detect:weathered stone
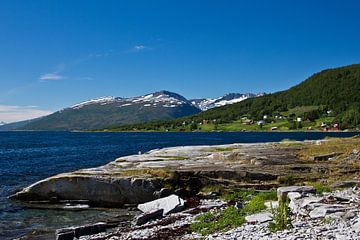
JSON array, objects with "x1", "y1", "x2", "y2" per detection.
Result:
[
  {"x1": 343, "y1": 210, "x2": 357, "y2": 220},
  {"x1": 309, "y1": 207, "x2": 328, "y2": 218},
  {"x1": 56, "y1": 222, "x2": 107, "y2": 239},
  {"x1": 74, "y1": 222, "x2": 107, "y2": 238},
  {"x1": 137, "y1": 194, "x2": 185, "y2": 216},
  {"x1": 11, "y1": 176, "x2": 163, "y2": 207},
  {"x1": 309, "y1": 205, "x2": 347, "y2": 219},
  {"x1": 277, "y1": 186, "x2": 315, "y2": 201},
  {"x1": 55, "y1": 228, "x2": 75, "y2": 240},
  {"x1": 245, "y1": 212, "x2": 272, "y2": 224},
  {"x1": 135, "y1": 209, "x2": 164, "y2": 225},
  {"x1": 287, "y1": 192, "x2": 302, "y2": 201},
  {"x1": 300, "y1": 196, "x2": 324, "y2": 208},
  {"x1": 309, "y1": 152, "x2": 338, "y2": 161}
]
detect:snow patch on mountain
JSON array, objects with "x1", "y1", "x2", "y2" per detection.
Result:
[
  {"x1": 70, "y1": 91, "x2": 190, "y2": 110},
  {"x1": 71, "y1": 96, "x2": 118, "y2": 109},
  {"x1": 191, "y1": 93, "x2": 265, "y2": 111}
]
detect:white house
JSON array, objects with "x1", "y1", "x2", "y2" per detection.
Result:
[{"x1": 257, "y1": 120, "x2": 265, "y2": 125}]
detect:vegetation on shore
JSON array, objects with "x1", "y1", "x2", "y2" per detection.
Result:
[
  {"x1": 191, "y1": 190, "x2": 278, "y2": 235},
  {"x1": 101, "y1": 64, "x2": 360, "y2": 132}
]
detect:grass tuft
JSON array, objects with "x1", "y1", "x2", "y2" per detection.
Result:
[{"x1": 192, "y1": 190, "x2": 277, "y2": 235}]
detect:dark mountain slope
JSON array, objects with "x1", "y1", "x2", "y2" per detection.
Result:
[{"x1": 17, "y1": 91, "x2": 201, "y2": 131}]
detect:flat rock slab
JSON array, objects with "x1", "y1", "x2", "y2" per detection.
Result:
[
  {"x1": 309, "y1": 205, "x2": 348, "y2": 219},
  {"x1": 135, "y1": 209, "x2": 164, "y2": 225},
  {"x1": 245, "y1": 212, "x2": 272, "y2": 224},
  {"x1": 277, "y1": 186, "x2": 315, "y2": 201},
  {"x1": 138, "y1": 194, "x2": 185, "y2": 216},
  {"x1": 55, "y1": 222, "x2": 107, "y2": 240}
]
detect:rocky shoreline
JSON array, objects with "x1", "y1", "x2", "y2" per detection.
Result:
[
  {"x1": 10, "y1": 137, "x2": 360, "y2": 239},
  {"x1": 77, "y1": 186, "x2": 360, "y2": 240}
]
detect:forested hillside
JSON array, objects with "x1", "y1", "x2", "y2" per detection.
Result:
[{"x1": 106, "y1": 64, "x2": 360, "y2": 131}]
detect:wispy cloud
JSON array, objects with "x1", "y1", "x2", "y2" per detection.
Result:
[
  {"x1": 39, "y1": 73, "x2": 64, "y2": 81},
  {"x1": 132, "y1": 44, "x2": 151, "y2": 52},
  {"x1": 0, "y1": 105, "x2": 52, "y2": 123},
  {"x1": 134, "y1": 44, "x2": 146, "y2": 50}
]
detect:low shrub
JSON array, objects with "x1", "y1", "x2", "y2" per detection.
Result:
[{"x1": 269, "y1": 197, "x2": 292, "y2": 232}]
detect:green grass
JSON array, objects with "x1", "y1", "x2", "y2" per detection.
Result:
[
  {"x1": 119, "y1": 168, "x2": 176, "y2": 179},
  {"x1": 221, "y1": 190, "x2": 256, "y2": 202},
  {"x1": 243, "y1": 191, "x2": 278, "y2": 214},
  {"x1": 191, "y1": 206, "x2": 246, "y2": 235},
  {"x1": 207, "y1": 147, "x2": 237, "y2": 152},
  {"x1": 154, "y1": 155, "x2": 188, "y2": 160},
  {"x1": 192, "y1": 190, "x2": 277, "y2": 235},
  {"x1": 282, "y1": 106, "x2": 321, "y2": 116},
  {"x1": 277, "y1": 175, "x2": 296, "y2": 185},
  {"x1": 309, "y1": 182, "x2": 332, "y2": 193}
]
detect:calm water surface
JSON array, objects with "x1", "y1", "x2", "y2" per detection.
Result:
[{"x1": 0, "y1": 131, "x2": 358, "y2": 239}]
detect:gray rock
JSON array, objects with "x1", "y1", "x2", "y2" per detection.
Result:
[
  {"x1": 137, "y1": 194, "x2": 185, "y2": 216},
  {"x1": 343, "y1": 210, "x2": 357, "y2": 220},
  {"x1": 245, "y1": 212, "x2": 272, "y2": 224},
  {"x1": 309, "y1": 205, "x2": 347, "y2": 219},
  {"x1": 12, "y1": 175, "x2": 163, "y2": 207},
  {"x1": 56, "y1": 222, "x2": 107, "y2": 240},
  {"x1": 287, "y1": 192, "x2": 302, "y2": 201},
  {"x1": 277, "y1": 186, "x2": 315, "y2": 201},
  {"x1": 135, "y1": 209, "x2": 164, "y2": 225},
  {"x1": 300, "y1": 196, "x2": 324, "y2": 208},
  {"x1": 309, "y1": 207, "x2": 328, "y2": 219},
  {"x1": 74, "y1": 222, "x2": 107, "y2": 238},
  {"x1": 56, "y1": 228, "x2": 75, "y2": 240}
]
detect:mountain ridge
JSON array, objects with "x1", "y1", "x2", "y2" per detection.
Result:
[{"x1": 2, "y1": 90, "x2": 260, "y2": 131}]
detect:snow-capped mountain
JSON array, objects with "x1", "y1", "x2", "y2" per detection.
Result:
[
  {"x1": 0, "y1": 121, "x2": 6, "y2": 126},
  {"x1": 191, "y1": 93, "x2": 265, "y2": 111},
  {"x1": 70, "y1": 91, "x2": 191, "y2": 110},
  {"x1": 69, "y1": 91, "x2": 263, "y2": 113},
  {"x1": 17, "y1": 91, "x2": 201, "y2": 131}
]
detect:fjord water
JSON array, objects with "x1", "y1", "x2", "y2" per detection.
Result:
[{"x1": 0, "y1": 131, "x2": 358, "y2": 239}]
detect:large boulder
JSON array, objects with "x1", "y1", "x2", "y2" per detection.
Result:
[
  {"x1": 138, "y1": 194, "x2": 185, "y2": 216},
  {"x1": 11, "y1": 175, "x2": 163, "y2": 207}
]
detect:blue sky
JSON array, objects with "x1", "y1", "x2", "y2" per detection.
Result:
[{"x1": 1, "y1": 0, "x2": 360, "y2": 122}]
